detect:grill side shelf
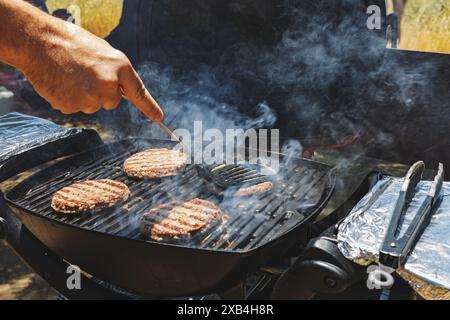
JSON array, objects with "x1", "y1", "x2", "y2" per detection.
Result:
[{"x1": 0, "y1": 129, "x2": 103, "y2": 183}]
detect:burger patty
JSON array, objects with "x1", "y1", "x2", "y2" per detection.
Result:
[
  {"x1": 123, "y1": 148, "x2": 187, "y2": 179},
  {"x1": 140, "y1": 198, "x2": 222, "y2": 240},
  {"x1": 51, "y1": 179, "x2": 130, "y2": 214},
  {"x1": 234, "y1": 181, "x2": 274, "y2": 196}
]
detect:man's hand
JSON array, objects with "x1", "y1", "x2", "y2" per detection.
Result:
[
  {"x1": 24, "y1": 21, "x2": 164, "y2": 120},
  {"x1": 0, "y1": 0, "x2": 163, "y2": 121}
]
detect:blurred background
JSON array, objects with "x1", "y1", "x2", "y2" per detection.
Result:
[
  {"x1": 28, "y1": 0, "x2": 450, "y2": 53},
  {"x1": 388, "y1": 0, "x2": 450, "y2": 53}
]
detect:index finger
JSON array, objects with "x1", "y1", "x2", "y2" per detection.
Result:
[{"x1": 119, "y1": 65, "x2": 164, "y2": 122}]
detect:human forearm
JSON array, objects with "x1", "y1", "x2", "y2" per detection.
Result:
[{"x1": 0, "y1": 0, "x2": 54, "y2": 69}]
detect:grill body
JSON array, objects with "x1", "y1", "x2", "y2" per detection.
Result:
[{"x1": 5, "y1": 139, "x2": 335, "y2": 296}]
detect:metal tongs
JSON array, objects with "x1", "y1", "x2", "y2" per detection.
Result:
[
  {"x1": 369, "y1": 161, "x2": 444, "y2": 299},
  {"x1": 155, "y1": 122, "x2": 271, "y2": 190}
]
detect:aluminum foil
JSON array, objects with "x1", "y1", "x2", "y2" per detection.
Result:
[
  {"x1": 0, "y1": 112, "x2": 81, "y2": 163},
  {"x1": 337, "y1": 177, "x2": 450, "y2": 299}
]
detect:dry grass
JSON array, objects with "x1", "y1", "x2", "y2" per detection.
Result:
[
  {"x1": 45, "y1": 0, "x2": 123, "y2": 38},
  {"x1": 395, "y1": 0, "x2": 450, "y2": 53}
]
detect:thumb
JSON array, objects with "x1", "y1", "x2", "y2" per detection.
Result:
[{"x1": 119, "y1": 65, "x2": 164, "y2": 122}]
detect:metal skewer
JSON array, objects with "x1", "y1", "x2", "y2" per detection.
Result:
[
  {"x1": 157, "y1": 121, "x2": 183, "y2": 144},
  {"x1": 154, "y1": 121, "x2": 190, "y2": 155},
  {"x1": 156, "y1": 121, "x2": 183, "y2": 145},
  {"x1": 123, "y1": 91, "x2": 183, "y2": 147}
]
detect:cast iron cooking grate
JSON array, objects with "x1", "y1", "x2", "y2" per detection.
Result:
[{"x1": 12, "y1": 139, "x2": 331, "y2": 251}]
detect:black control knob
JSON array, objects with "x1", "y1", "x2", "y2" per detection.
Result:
[{"x1": 272, "y1": 237, "x2": 364, "y2": 299}]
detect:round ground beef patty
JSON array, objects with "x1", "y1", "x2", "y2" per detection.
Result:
[
  {"x1": 234, "y1": 181, "x2": 274, "y2": 196},
  {"x1": 51, "y1": 179, "x2": 130, "y2": 214},
  {"x1": 123, "y1": 148, "x2": 187, "y2": 179},
  {"x1": 140, "y1": 198, "x2": 222, "y2": 241}
]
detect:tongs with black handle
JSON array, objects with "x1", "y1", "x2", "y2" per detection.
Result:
[{"x1": 369, "y1": 161, "x2": 444, "y2": 299}]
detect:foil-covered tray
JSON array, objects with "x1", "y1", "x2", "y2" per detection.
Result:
[
  {"x1": 0, "y1": 112, "x2": 81, "y2": 163},
  {"x1": 337, "y1": 177, "x2": 450, "y2": 299}
]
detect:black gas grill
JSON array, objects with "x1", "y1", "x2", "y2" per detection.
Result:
[
  {"x1": 10, "y1": 139, "x2": 333, "y2": 251},
  {"x1": 3, "y1": 138, "x2": 335, "y2": 296}
]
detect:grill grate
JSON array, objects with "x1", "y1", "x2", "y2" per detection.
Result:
[
  {"x1": 200, "y1": 163, "x2": 272, "y2": 188},
  {"x1": 14, "y1": 140, "x2": 330, "y2": 251}
]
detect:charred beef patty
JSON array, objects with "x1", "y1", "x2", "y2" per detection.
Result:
[
  {"x1": 140, "y1": 198, "x2": 222, "y2": 240},
  {"x1": 51, "y1": 179, "x2": 130, "y2": 214},
  {"x1": 234, "y1": 181, "x2": 274, "y2": 196},
  {"x1": 123, "y1": 148, "x2": 187, "y2": 179}
]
